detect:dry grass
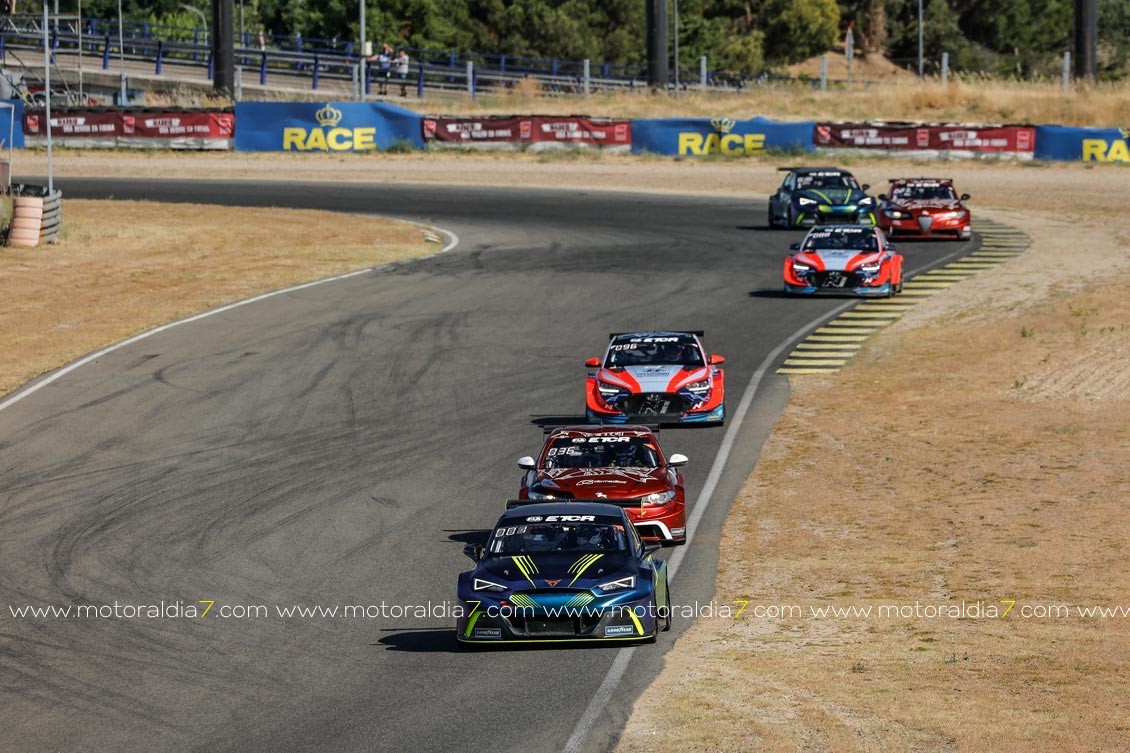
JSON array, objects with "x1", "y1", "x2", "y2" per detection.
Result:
[
  {"x1": 0, "y1": 200, "x2": 431, "y2": 395},
  {"x1": 615, "y1": 205, "x2": 1130, "y2": 748},
  {"x1": 419, "y1": 77, "x2": 1130, "y2": 127}
]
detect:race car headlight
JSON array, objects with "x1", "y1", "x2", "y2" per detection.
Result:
[
  {"x1": 885, "y1": 209, "x2": 908, "y2": 219},
  {"x1": 598, "y1": 381, "x2": 625, "y2": 398},
  {"x1": 792, "y1": 261, "x2": 813, "y2": 273},
  {"x1": 527, "y1": 489, "x2": 556, "y2": 500},
  {"x1": 685, "y1": 379, "x2": 710, "y2": 395},
  {"x1": 597, "y1": 575, "x2": 636, "y2": 592},
  {"x1": 797, "y1": 197, "x2": 817, "y2": 207},
  {"x1": 643, "y1": 490, "x2": 676, "y2": 505},
  {"x1": 858, "y1": 196, "x2": 874, "y2": 206},
  {"x1": 860, "y1": 262, "x2": 882, "y2": 273},
  {"x1": 473, "y1": 578, "x2": 508, "y2": 593}
]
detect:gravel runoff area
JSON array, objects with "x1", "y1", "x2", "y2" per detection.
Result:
[{"x1": 11, "y1": 150, "x2": 1130, "y2": 750}]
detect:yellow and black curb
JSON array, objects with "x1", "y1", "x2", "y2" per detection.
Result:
[{"x1": 776, "y1": 220, "x2": 1031, "y2": 375}]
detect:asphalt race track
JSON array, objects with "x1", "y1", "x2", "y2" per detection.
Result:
[{"x1": 0, "y1": 179, "x2": 976, "y2": 752}]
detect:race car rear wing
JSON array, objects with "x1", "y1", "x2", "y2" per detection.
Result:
[
  {"x1": 506, "y1": 498, "x2": 654, "y2": 510},
  {"x1": 888, "y1": 177, "x2": 954, "y2": 183},
  {"x1": 540, "y1": 424, "x2": 662, "y2": 435},
  {"x1": 608, "y1": 330, "x2": 704, "y2": 339}
]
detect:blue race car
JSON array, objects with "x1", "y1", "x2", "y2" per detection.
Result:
[
  {"x1": 768, "y1": 167, "x2": 877, "y2": 228},
  {"x1": 456, "y1": 502, "x2": 672, "y2": 645}
]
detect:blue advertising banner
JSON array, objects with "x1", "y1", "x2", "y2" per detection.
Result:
[
  {"x1": 234, "y1": 101, "x2": 423, "y2": 152},
  {"x1": 4, "y1": 98, "x2": 25, "y2": 149},
  {"x1": 631, "y1": 116, "x2": 813, "y2": 156},
  {"x1": 1034, "y1": 125, "x2": 1129, "y2": 163}
]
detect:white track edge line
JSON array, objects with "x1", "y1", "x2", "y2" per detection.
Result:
[{"x1": 0, "y1": 223, "x2": 460, "y2": 415}]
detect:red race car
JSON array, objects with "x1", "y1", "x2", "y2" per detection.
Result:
[
  {"x1": 585, "y1": 331, "x2": 725, "y2": 425},
  {"x1": 878, "y1": 178, "x2": 972, "y2": 240},
  {"x1": 516, "y1": 425, "x2": 688, "y2": 545}
]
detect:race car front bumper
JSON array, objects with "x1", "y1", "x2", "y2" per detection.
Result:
[
  {"x1": 457, "y1": 592, "x2": 660, "y2": 644},
  {"x1": 883, "y1": 215, "x2": 971, "y2": 239},
  {"x1": 586, "y1": 386, "x2": 725, "y2": 425},
  {"x1": 784, "y1": 280, "x2": 892, "y2": 297}
]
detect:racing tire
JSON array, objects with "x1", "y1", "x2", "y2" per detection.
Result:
[{"x1": 767, "y1": 204, "x2": 778, "y2": 229}]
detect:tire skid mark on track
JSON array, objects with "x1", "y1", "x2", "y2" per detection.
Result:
[{"x1": 776, "y1": 219, "x2": 1031, "y2": 375}]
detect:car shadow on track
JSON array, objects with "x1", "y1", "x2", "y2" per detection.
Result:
[
  {"x1": 529, "y1": 415, "x2": 589, "y2": 429},
  {"x1": 376, "y1": 629, "x2": 634, "y2": 653},
  {"x1": 445, "y1": 529, "x2": 491, "y2": 546},
  {"x1": 736, "y1": 225, "x2": 794, "y2": 232}
]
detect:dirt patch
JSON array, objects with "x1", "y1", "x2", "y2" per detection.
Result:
[
  {"x1": 615, "y1": 215, "x2": 1130, "y2": 748},
  {"x1": 0, "y1": 200, "x2": 432, "y2": 396}
]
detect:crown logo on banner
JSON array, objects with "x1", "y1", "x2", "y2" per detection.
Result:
[
  {"x1": 710, "y1": 117, "x2": 736, "y2": 134},
  {"x1": 315, "y1": 104, "x2": 343, "y2": 128}
]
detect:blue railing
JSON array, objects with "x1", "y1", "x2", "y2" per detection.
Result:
[{"x1": 1, "y1": 19, "x2": 862, "y2": 97}]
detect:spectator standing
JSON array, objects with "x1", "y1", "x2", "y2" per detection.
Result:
[
  {"x1": 368, "y1": 43, "x2": 392, "y2": 95},
  {"x1": 395, "y1": 48, "x2": 410, "y2": 97}
]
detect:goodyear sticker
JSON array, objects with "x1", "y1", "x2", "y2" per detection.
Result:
[
  {"x1": 473, "y1": 628, "x2": 502, "y2": 639},
  {"x1": 605, "y1": 625, "x2": 636, "y2": 636}
]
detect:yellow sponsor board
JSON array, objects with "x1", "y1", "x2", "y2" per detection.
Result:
[
  {"x1": 678, "y1": 132, "x2": 767, "y2": 156},
  {"x1": 282, "y1": 127, "x2": 377, "y2": 152},
  {"x1": 1082, "y1": 138, "x2": 1130, "y2": 163}
]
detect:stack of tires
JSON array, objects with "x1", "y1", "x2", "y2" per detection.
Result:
[{"x1": 8, "y1": 195, "x2": 44, "y2": 248}]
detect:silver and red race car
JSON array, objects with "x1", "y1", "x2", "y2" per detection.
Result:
[
  {"x1": 516, "y1": 425, "x2": 688, "y2": 545},
  {"x1": 783, "y1": 225, "x2": 904, "y2": 297},
  {"x1": 585, "y1": 331, "x2": 725, "y2": 425},
  {"x1": 878, "y1": 178, "x2": 972, "y2": 239}
]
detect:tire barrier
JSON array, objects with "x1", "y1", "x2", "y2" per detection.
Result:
[
  {"x1": 6, "y1": 188, "x2": 63, "y2": 248},
  {"x1": 40, "y1": 191, "x2": 63, "y2": 244},
  {"x1": 8, "y1": 196, "x2": 43, "y2": 248}
]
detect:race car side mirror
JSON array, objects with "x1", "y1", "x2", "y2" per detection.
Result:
[
  {"x1": 517, "y1": 456, "x2": 536, "y2": 470},
  {"x1": 862, "y1": 183, "x2": 871, "y2": 191},
  {"x1": 463, "y1": 543, "x2": 483, "y2": 562},
  {"x1": 789, "y1": 242, "x2": 800, "y2": 251},
  {"x1": 643, "y1": 542, "x2": 665, "y2": 555},
  {"x1": 708, "y1": 354, "x2": 725, "y2": 366},
  {"x1": 878, "y1": 193, "x2": 888, "y2": 201},
  {"x1": 585, "y1": 357, "x2": 600, "y2": 368},
  {"x1": 961, "y1": 193, "x2": 971, "y2": 201},
  {"x1": 667, "y1": 453, "x2": 689, "y2": 467}
]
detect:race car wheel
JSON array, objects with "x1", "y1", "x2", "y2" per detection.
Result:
[{"x1": 768, "y1": 204, "x2": 777, "y2": 228}]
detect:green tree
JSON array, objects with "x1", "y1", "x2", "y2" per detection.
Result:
[{"x1": 762, "y1": 0, "x2": 840, "y2": 64}]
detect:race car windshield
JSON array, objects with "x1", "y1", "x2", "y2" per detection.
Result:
[
  {"x1": 797, "y1": 174, "x2": 858, "y2": 190},
  {"x1": 802, "y1": 230, "x2": 878, "y2": 251},
  {"x1": 605, "y1": 337, "x2": 704, "y2": 367},
  {"x1": 892, "y1": 184, "x2": 957, "y2": 201},
  {"x1": 489, "y1": 521, "x2": 630, "y2": 554},
  {"x1": 542, "y1": 436, "x2": 661, "y2": 469}
]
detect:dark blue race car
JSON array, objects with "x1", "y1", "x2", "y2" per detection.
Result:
[
  {"x1": 768, "y1": 166, "x2": 877, "y2": 228},
  {"x1": 456, "y1": 502, "x2": 672, "y2": 646}
]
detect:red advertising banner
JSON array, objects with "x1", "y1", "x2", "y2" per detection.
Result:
[
  {"x1": 422, "y1": 116, "x2": 630, "y2": 149},
  {"x1": 23, "y1": 109, "x2": 234, "y2": 149},
  {"x1": 814, "y1": 122, "x2": 1035, "y2": 156}
]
